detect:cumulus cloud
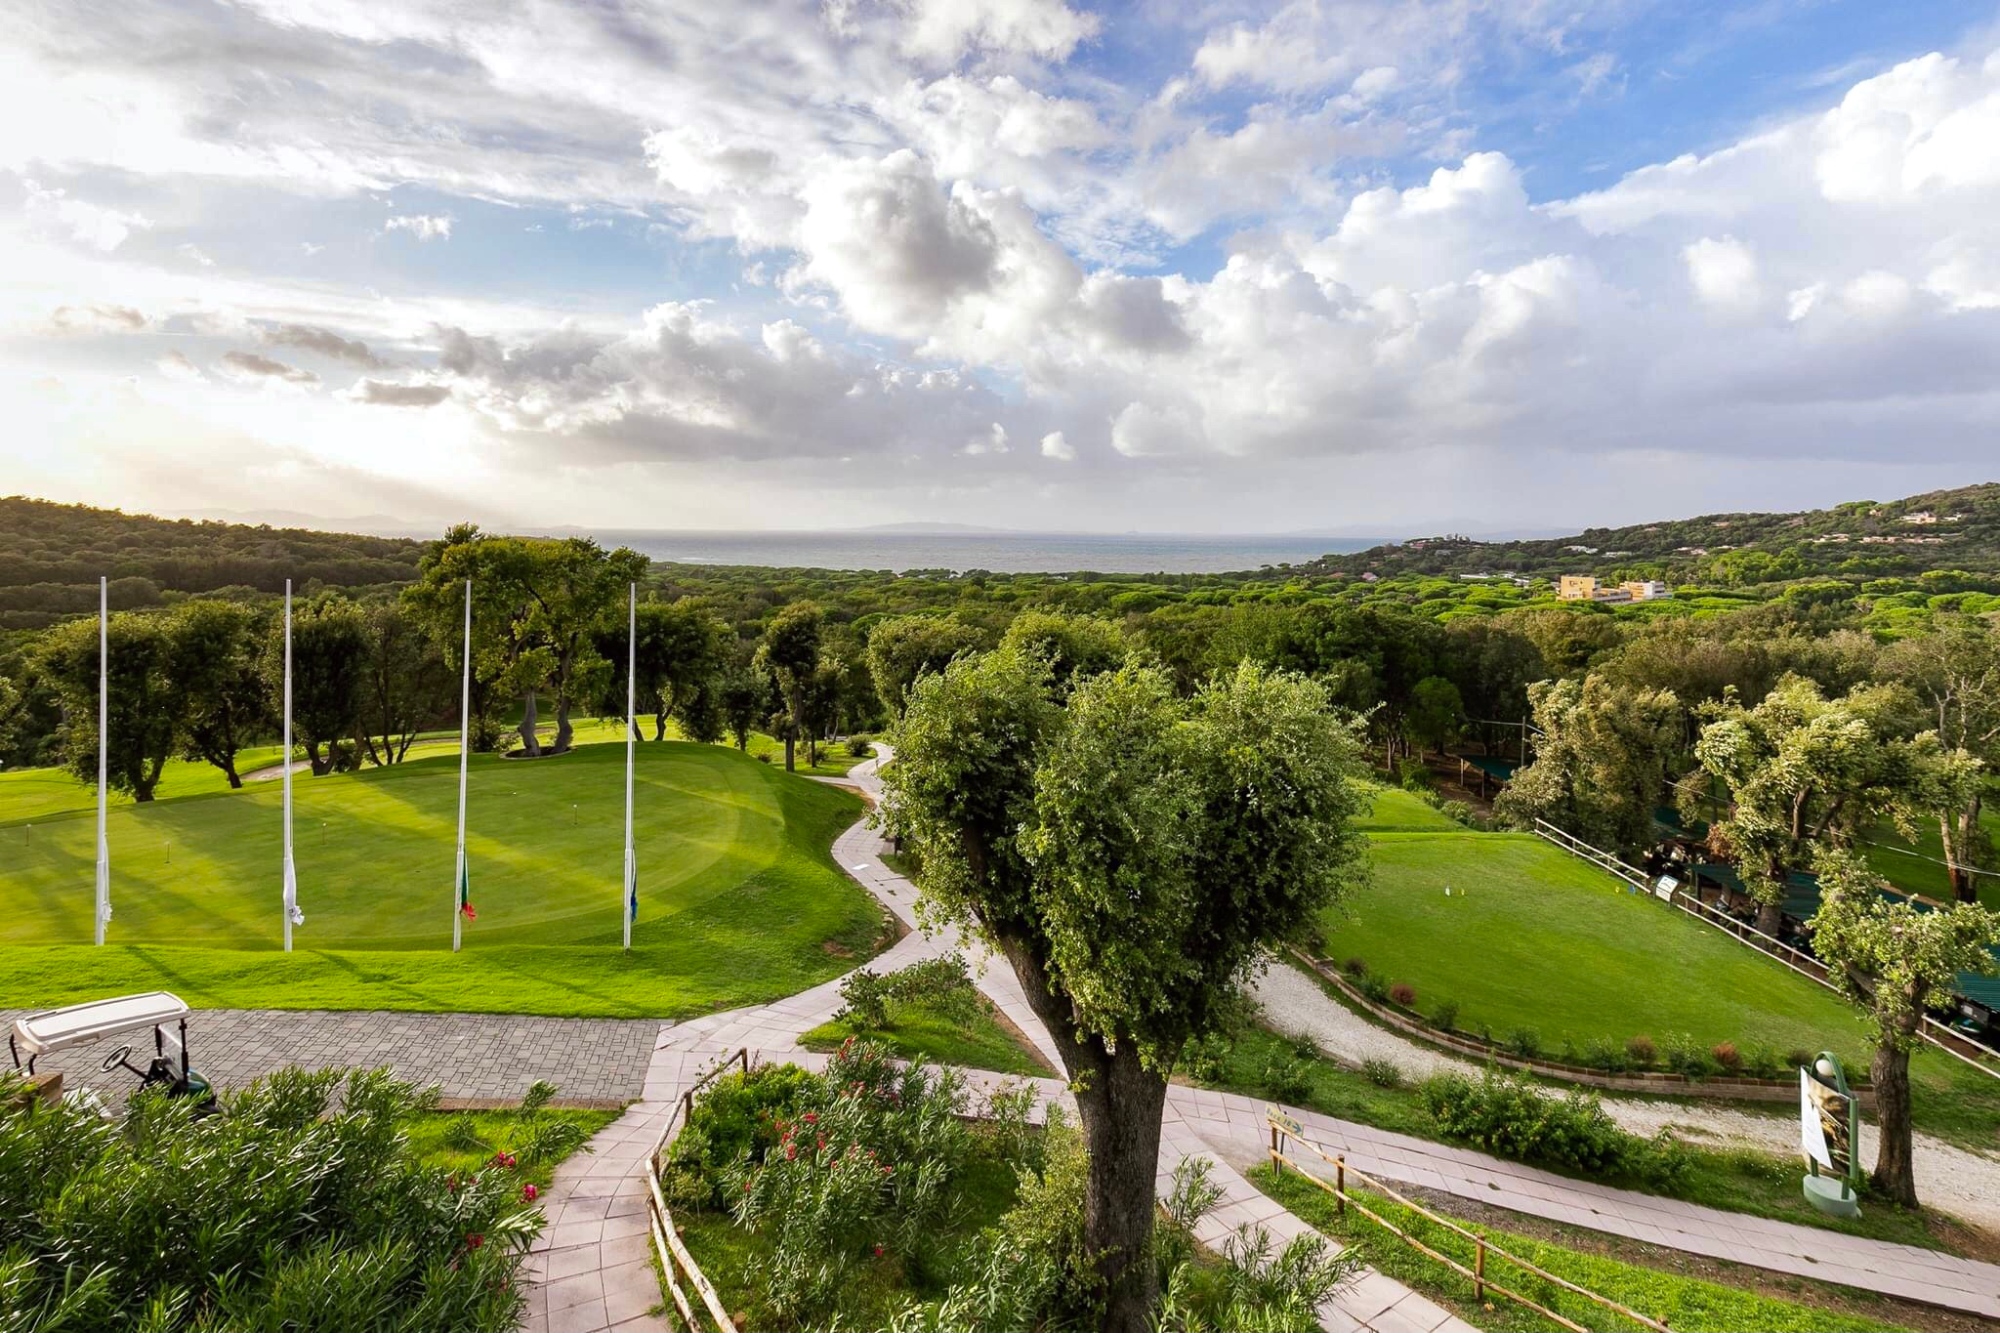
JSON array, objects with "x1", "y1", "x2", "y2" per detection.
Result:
[
  {"x1": 218, "y1": 350, "x2": 318, "y2": 384},
  {"x1": 156, "y1": 350, "x2": 205, "y2": 382},
  {"x1": 1039, "y1": 430, "x2": 1074, "y2": 461},
  {"x1": 50, "y1": 303, "x2": 147, "y2": 333},
  {"x1": 350, "y1": 379, "x2": 451, "y2": 406},
  {"x1": 1683, "y1": 236, "x2": 1760, "y2": 314},
  {"x1": 263, "y1": 322, "x2": 390, "y2": 367},
  {"x1": 23, "y1": 180, "x2": 151, "y2": 251},
  {"x1": 895, "y1": 0, "x2": 1100, "y2": 63},
  {"x1": 384, "y1": 213, "x2": 453, "y2": 241}
]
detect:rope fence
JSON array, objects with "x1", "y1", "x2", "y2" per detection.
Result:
[{"x1": 644, "y1": 1047, "x2": 750, "y2": 1332}]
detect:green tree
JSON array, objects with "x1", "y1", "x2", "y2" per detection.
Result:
[
  {"x1": 0, "y1": 673, "x2": 21, "y2": 757},
  {"x1": 757, "y1": 601, "x2": 822, "y2": 770},
  {"x1": 717, "y1": 665, "x2": 764, "y2": 751},
  {"x1": 997, "y1": 609, "x2": 1126, "y2": 698},
  {"x1": 269, "y1": 596, "x2": 369, "y2": 776},
  {"x1": 356, "y1": 602, "x2": 452, "y2": 766},
  {"x1": 866, "y1": 614, "x2": 985, "y2": 717},
  {"x1": 883, "y1": 652, "x2": 1366, "y2": 1332},
  {"x1": 1497, "y1": 675, "x2": 1684, "y2": 852},
  {"x1": 167, "y1": 599, "x2": 271, "y2": 788},
  {"x1": 1684, "y1": 676, "x2": 1933, "y2": 935},
  {"x1": 1884, "y1": 618, "x2": 2000, "y2": 900},
  {"x1": 36, "y1": 612, "x2": 181, "y2": 800},
  {"x1": 1808, "y1": 850, "x2": 2000, "y2": 1206},
  {"x1": 604, "y1": 599, "x2": 730, "y2": 741},
  {"x1": 1402, "y1": 675, "x2": 1463, "y2": 756}
]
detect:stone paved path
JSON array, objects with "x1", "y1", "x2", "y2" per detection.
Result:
[{"x1": 3, "y1": 1007, "x2": 661, "y2": 1109}]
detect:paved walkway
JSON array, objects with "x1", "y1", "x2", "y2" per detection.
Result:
[{"x1": 4, "y1": 1007, "x2": 661, "y2": 1110}]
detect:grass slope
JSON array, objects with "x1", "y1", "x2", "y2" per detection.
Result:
[
  {"x1": 0, "y1": 743, "x2": 886, "y2": 1017},
  {"x1": 1320, "y1": 831, "x2": 2000, "y2": 1153},
  {"x1": 801, "y1": 997, "x2": 1054, "y2": 1077}
]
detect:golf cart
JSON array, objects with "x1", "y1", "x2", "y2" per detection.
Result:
[{"x1": 9, "y1": 991, "x2": 216, "y2": 1113}]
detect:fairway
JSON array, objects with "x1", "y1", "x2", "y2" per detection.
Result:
[
  {"x1": 0, "y1": 743, "x2": 886, "y2": 1017},
  {"x1": 1324, "y1": 831, "x2": 1875, "y2": 1058}
]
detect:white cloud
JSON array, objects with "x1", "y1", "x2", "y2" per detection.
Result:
[
  {"x1": 895, "y1": 0, "x2": 1099, "y2": 63},
  {"x1": 155, "y1": 351, "x2": 205, "y2": 382},
  {"x1": 218, "y1": 350, "x2": 319, "y2": 384},
  {"x1": 1039, "y1": 429, "x2": 1074, "y2": 460},
  {"x1": 23, "y1": 180, "x2": 151, "y2": 251},
  {"x1": 384, "y1": 213, "x2": 453, "y2": 241},
  {"x1": 1683, "y1": 236, "x2": 1760, "y2": 314}
]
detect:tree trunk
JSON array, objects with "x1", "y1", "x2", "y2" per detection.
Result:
[
  {"x1": 1754, "y1": 897, "x2": 1783, "y2": 938},
  {"x1": 1870, "y1": 1039, "x2": 1919, "y2": 1207},
  {"x1": 223, "y1": 756, "x2": 242, "y2": 789},
  {"x1": 1945, "y1": 806, "x2": 1978, "y2": 903},
  {"x1": 552, "y1": 696, "x2": 573, "y2": 754},
  {"x1": 307, "y1": 740, "x2": 332, "y2": 777},
  {"x1": 993, "y1": 933, "x2": 1168, "y2": 1333},
  {"x1": 654, "y1": 711, "x2": 667, "y2": 742},
  {"x1": 784, "y1": 725, "x2": 795, "y2": 771},
  {"x1": 519, "y1": 692, "x2": 541, "y2": 756}
]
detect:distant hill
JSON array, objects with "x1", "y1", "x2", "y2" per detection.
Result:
[
  {"x1": 1302, "y1": 483, "x2": 2000, "y2": 586},
  {"x1": 0, "y1": 496, "x2": 426, "y2": 631}
]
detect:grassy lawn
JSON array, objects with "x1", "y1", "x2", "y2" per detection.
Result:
[
  {"x1": 1355, "y1": 785, "x2": 1465, "y2": 832},
  {"x1": 0, "y1": 742, "x2": 890, "y2": 1017},
  {"x1": 406, "y1": 1106, "x2": 619, "y2": 1192},
  {"x1": 736, "y1": 730, "x2": 871, "y2": 777},
  {"x1": 1256, "y1": 1165, "x2": 1907, "y2": 1333},
  {"x1": 0, "y1": 744, "x2": 289, "y2": 825},
  {"x1": 1194, "y1": 1024, "x2": 1955, "y2": 1254},
  {"x1": 1323, "y1": 830, "x2": 2000, "y2": 1150},
  {"x1": 800, "y1": 995, "x2": 1054, "y2": 1077}
]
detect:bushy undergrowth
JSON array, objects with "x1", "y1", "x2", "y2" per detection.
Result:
[
  {"x1": 836, "y1": 953, "x2": 981, "y2": 1030},
  {"x1": 669, "y1": 1041, "x2": 1354, "y2": 1332},
  {"x1": 0, "y1": 1068, "x2": 543, "y2": 1332},
  {"x1": 1418, "y1": 1069, "x2": 1691, "y2": 1188}
]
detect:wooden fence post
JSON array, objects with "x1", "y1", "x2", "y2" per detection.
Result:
[
  {"x1": 1270, "y1": 1124, "x2": 1282, "y2": 1173},
  {"x1": 1474, "y1": 1238, "x2": 1486, "y2": 1302},
  {"x1": 1335, "y1": 1156, "x2": 1345, "y2": 1214}
]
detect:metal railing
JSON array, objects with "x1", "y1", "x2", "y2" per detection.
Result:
[
  {"x1": 1532, "y1": 819, "x2": 1652, "y2": 891},
  {"x1": 1267, "y1": 1108, "x2": 1670, "y2": 1333},
  {"x1": 644, "y1": 1048, "x2": 750, "y2": 1332}
]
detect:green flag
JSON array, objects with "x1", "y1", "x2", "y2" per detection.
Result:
[{"x1": 459, "y1": 857, "x2": 475, "y2": 921}]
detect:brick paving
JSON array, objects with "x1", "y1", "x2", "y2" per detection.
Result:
[{"x1": 3, "y1": 1007, "x2": 663, "y2": 1109}]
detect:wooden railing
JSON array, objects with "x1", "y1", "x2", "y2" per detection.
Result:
[
  {"x1": 1266, "y1": 1108, "x2": 1670, "y2": 1333},
  {"x1": 644, "y1": 1048, "x2": 750, "y2": 1332},
  {"x1": 1532, "y1": 819, "x2": 1651, "y2": 891}
]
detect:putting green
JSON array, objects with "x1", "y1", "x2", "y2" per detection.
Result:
[{"x1": 0, "y1": 743, "x2": 886, "y2": 1017}]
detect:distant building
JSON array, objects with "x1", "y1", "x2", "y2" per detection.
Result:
[
  {"x1": 1903, "y1": 510, "x2": 1937, "y2": 524},
  {"x1": 1558, "y1": 576, "x2": 1671, "y2": 603}
]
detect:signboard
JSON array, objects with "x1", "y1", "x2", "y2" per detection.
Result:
[
  {"x1": 1652, "y1": 874, "x2": 1679, "y2": 902},
  {"x1": 1267, "y1": 1106, "x2": 1303, "y2": 1138},
  {"x1": 1800, "y1": 1066, "x2": 1854, "y2": 1180}
]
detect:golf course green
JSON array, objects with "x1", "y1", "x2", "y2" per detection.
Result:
[{"x1": 0, "y1": 742, "x2": 887, "y2": 1017}]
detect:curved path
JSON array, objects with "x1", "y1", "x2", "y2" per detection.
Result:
[
  {"x1": 1250, "y1": 957, "x2": 2000, "y2": 1235},
  {"x1": 521, "y1": 752, "x2": 2000, "y2": 1331}
]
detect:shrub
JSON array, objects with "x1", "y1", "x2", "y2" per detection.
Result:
[
  {"x1": 1361, "y1": 1058, "x2": 1403, "y2": 1089},
  {"x1": 1397, "y1": 758, "x2": 1433, "y2": 792},
  {"x1": 756, "y1": 752, "x2": 771, "y2": 763},
  {"x1": 834, "y1": 954, "x2": 979, "y2": 1032},
  {"x1": 1417, "y1": 1070, "x2": 1689, "y2": 1187},
  {"x1": 845, "y1": 735, "x2": 874, "y2": 758},
  {"x1": 519, "y1": 1079, "x2": 558, "y2": 1113},
  {"x1": 835, "y1": 968, "x2": 893, "y2": 1029},
  {"x1": 1711, "y1": 1042, "x2": 1743, "y2": 1073},
  {"x1": 1286, "y1": 1030, "x2": 1322, "y2": 1061},
  {"x1": 1663, "y1": 1034, "x2": 1712, "y2": 1079},
  {"x1": 1784, "y1": 1048, "x2": 1816, "y2": 1071},
  {"x1": 1504, "y1": 1027, "x2": 1541, "y2": 1060},
  {"x1": 1387, "y1": 983, "x2": 1417, "y2": 1009},
  {"x1": 1429, "y1": 999, "x2": 1460, "y2": 1031},
  {"x1": 1180, "y1": 1034, "x2": 1230, "y2": 1084},
  {"x1": 1624, "y1": 1035, "x2": 1657, "y2": 1067},
  {"x1": 1359, "y1": 974, "x2": 1391, "y2": 1004},
  {"x1": 1583, "y1": 1038, "x2": 1629, "y2": 1074},
  {"x1": 1742, "y1": 1045, "x2": 1784, "y2": 1080},
  {"x1": 0, "y1": 1068, "x2": 541, "y2": 1332},
  {"x1": 1342, "y1": 957, "x2": 1367, "y2": 979},
  {"x1": 1261, "y1": 1056, "x2": 1314, "y2": 1104}
]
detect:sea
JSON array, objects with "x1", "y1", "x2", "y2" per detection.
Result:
[{"x1": 597, "y1": 530, "x2": 1385, "y2": 575}]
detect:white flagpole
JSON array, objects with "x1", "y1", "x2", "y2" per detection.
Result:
[
  {"x1": 454, "y1": 579, "x2": 471, "y2": 952},
  {"x1": 623, "y1": 582, "x2": 636, "y2": 951},
  {"x1": 282, "y1": 580, "x2": 297, "y2": 952},
  {"x1": 94, "y1": 576, "x2": 109, "y2": 945}
]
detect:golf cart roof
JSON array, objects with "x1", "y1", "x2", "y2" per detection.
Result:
[{"x1": 11, "y1": 992, "x2": 189, "y2": 1058}]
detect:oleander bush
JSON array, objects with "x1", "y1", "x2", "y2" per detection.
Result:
[{"x1": 0, "y1": 1068, "x2": 542, "y2": 1333}]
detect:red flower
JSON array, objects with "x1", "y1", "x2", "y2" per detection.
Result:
[
  {"x1": 816, "y1": 1135, "x2": 826, "y2": 1152},
  {"x1": 522, "y1": 1183, "x2": 539, "y2": 1202},
  {"x1": 873, "y1": 1245, "x2": 885, "y2": 1258},
  {"x1": 801, "y1": 1113, "x2": 817, "y2": 1125},
  {"x1": 466, "y1": 1233, "x2": 485, "y2": 1251},
  {"x1": 785, "y1": 1144, "x2": 797, "y2": 1161}
]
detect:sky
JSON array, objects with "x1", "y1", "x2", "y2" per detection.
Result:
[{"x1": 3, "y1": 0, "x2": 1999, "y2": 536}]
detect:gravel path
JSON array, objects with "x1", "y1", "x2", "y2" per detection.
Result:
[{"x1": 1248, "y1": 958, "x2": 2000, "y2": 1234}]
